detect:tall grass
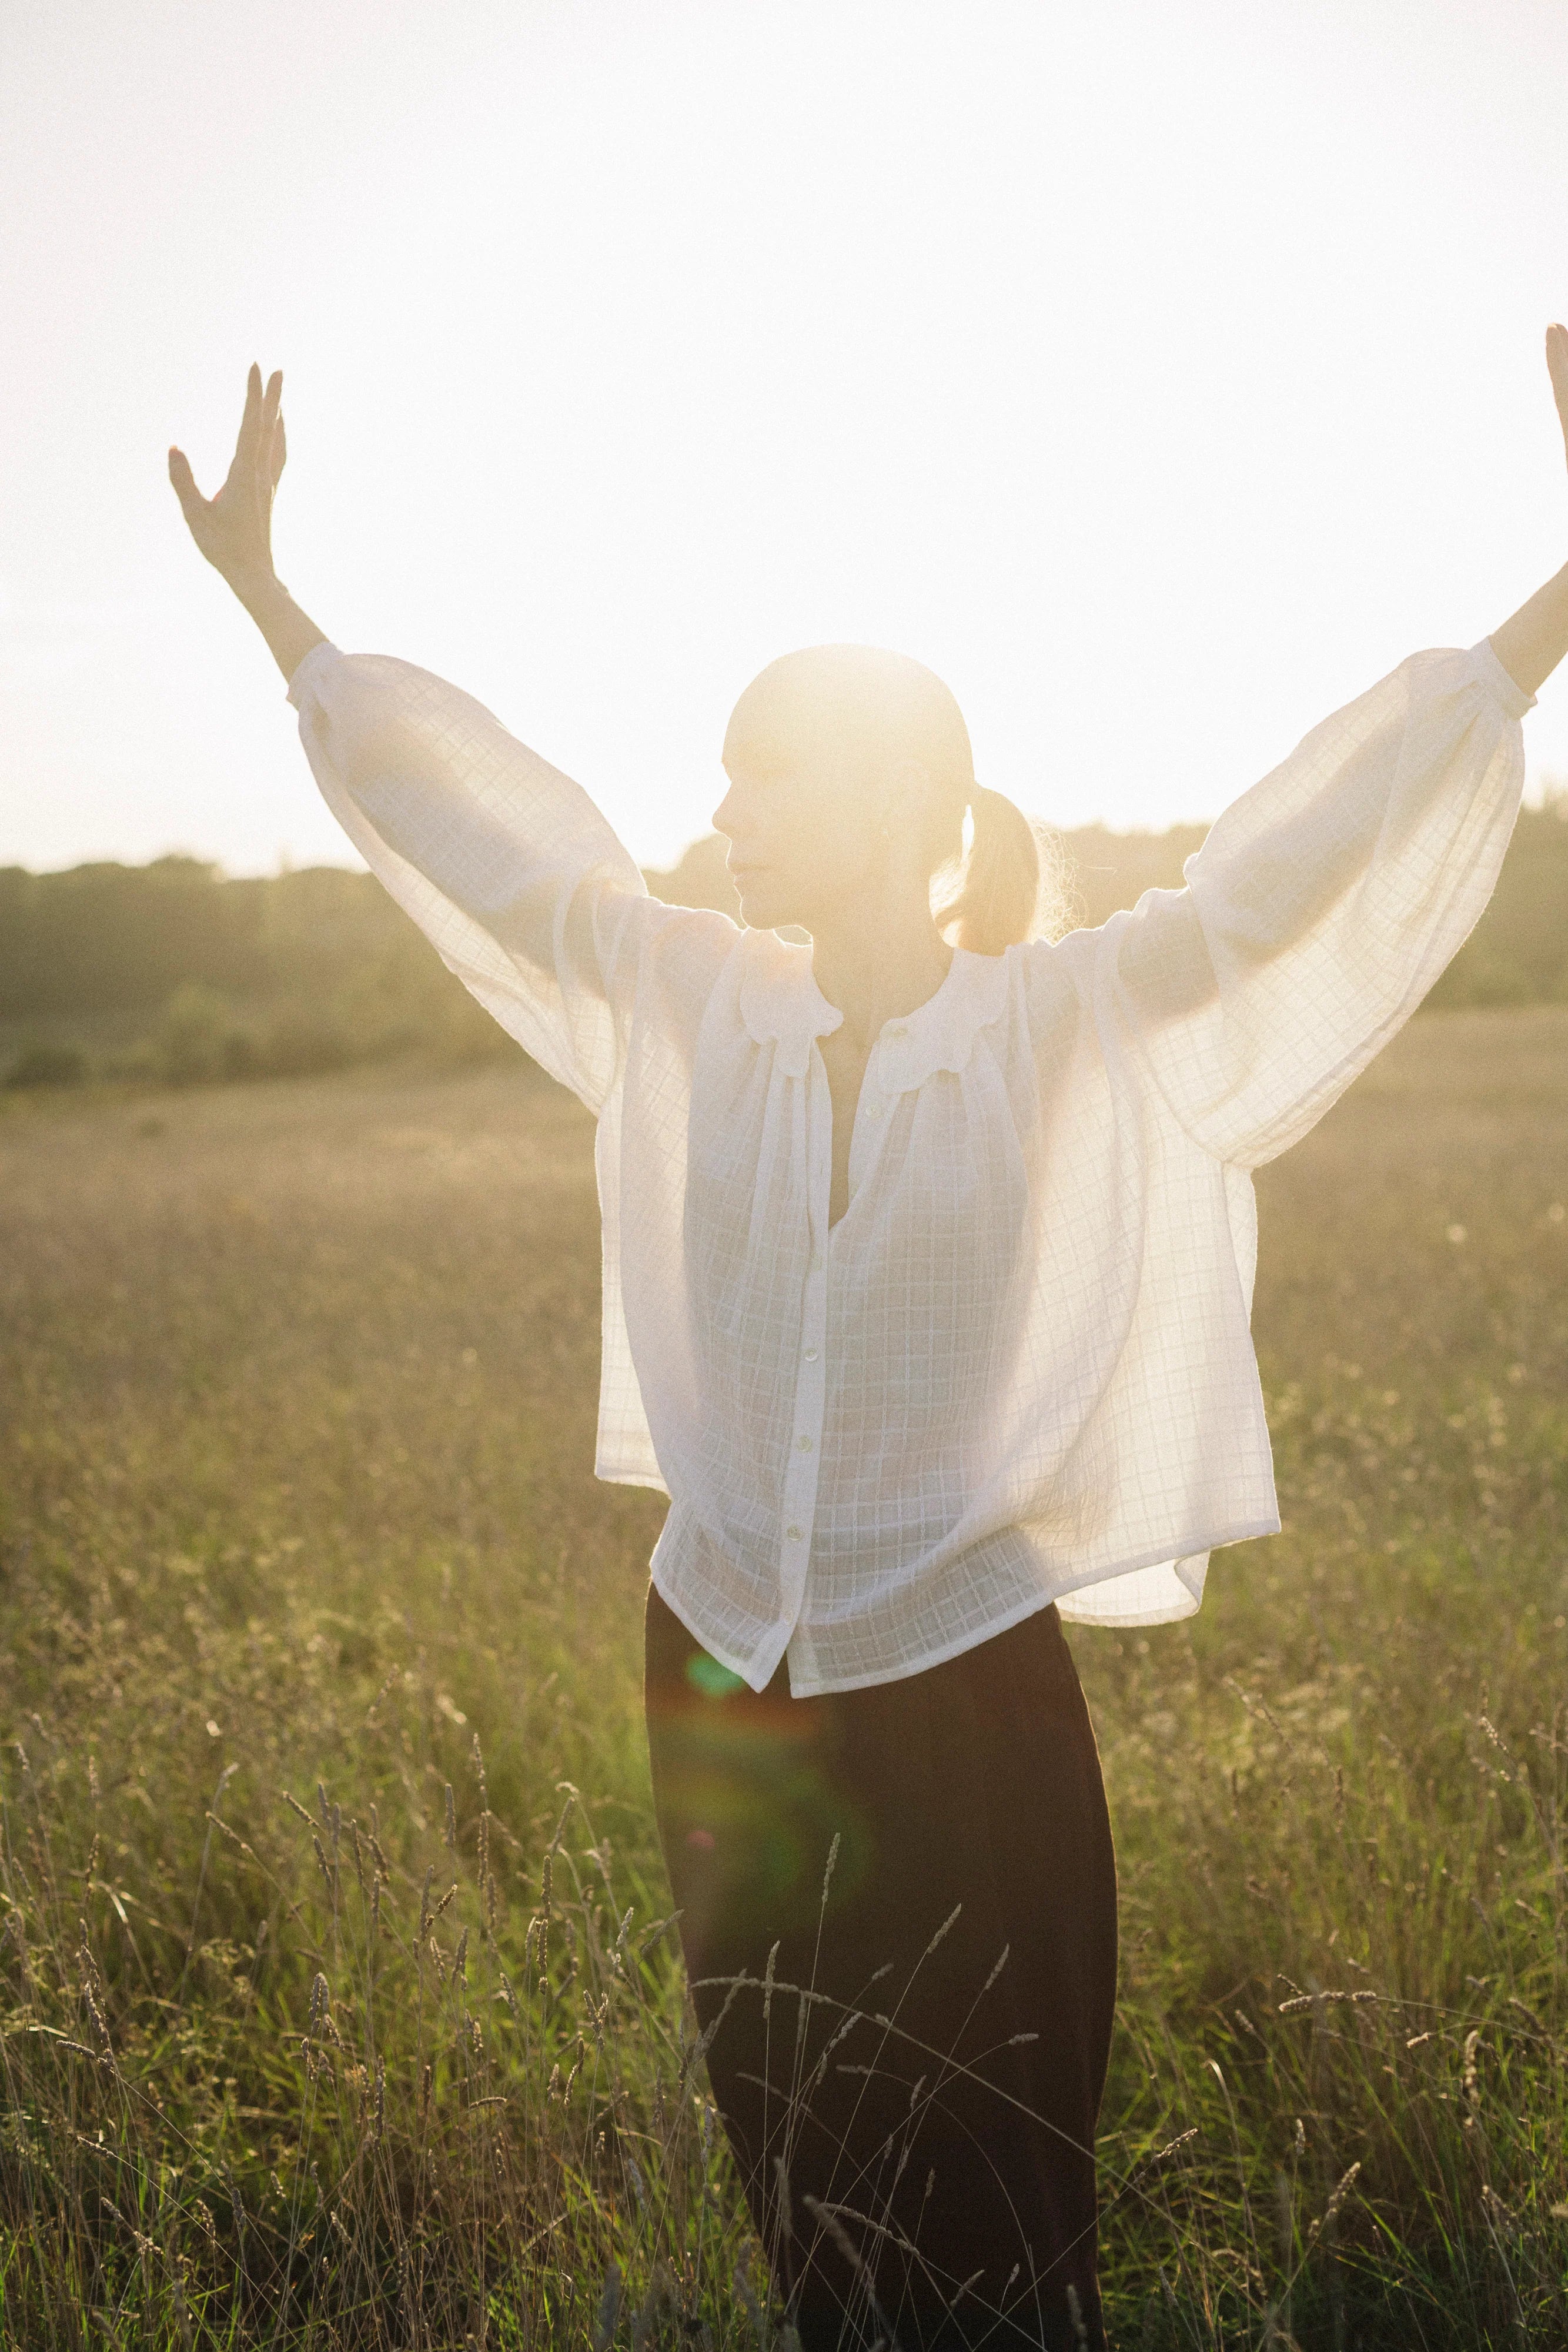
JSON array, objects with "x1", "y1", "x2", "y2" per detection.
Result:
[{"x1": 1, "y1": 1011, "x2": 1566, "y2": 2344}]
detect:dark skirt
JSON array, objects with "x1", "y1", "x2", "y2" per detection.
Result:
[{"x1": 644, "y1": 1585, "x2": 1118, "y2": 2352}]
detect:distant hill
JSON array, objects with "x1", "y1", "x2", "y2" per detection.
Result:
[
  {"x1": 3, "y1": 800, "x2": 1565, "y2": 1088},
  {"x1": 643, "y1": 806, "x2": 1568, "y2": 1008}
]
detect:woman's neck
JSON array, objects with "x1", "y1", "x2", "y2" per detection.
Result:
[{"x1": 810, "y1": 893, "x2": 955, "y2": 1051}]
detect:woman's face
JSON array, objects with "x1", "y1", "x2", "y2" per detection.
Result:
[{"x1": 713, "y1": 731, "x2": 887, "y2": 937}]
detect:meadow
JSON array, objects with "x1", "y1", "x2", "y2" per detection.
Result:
[{"x1": 1, "y1": 1005, "x2": 1566, "y2": 2348}]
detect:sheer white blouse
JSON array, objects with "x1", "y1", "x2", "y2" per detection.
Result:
[{"x1": 288, "y1": 637, "x2": 1531, "y2": 1695}]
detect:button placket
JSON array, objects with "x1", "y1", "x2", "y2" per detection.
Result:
[
  {"x1": 777, "y1": 1046, "x2": 833, "y2": 1625},
  {"x1": 785, "y1": 1034, "x2": 904, "y2": 1632},
  {"x1": 844, "y1": 1030, "x2": 907, "y2": 1203}
]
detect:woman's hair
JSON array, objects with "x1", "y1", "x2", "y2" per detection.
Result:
[
  {"x1": 726, "y1": 643, "x2": 1064, "y2": 954},
  {"x1": 930, "y1": 785, "x2": 1044, "y2": 959}
]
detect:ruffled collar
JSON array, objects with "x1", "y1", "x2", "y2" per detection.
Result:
[{"x1": 737, "y1": 931, "x2": 1012, "y2": 1090}]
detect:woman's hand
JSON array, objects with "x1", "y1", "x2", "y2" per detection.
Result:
[
  {"x1": 169, "y1": 364, "x2": 326, "y2": 683},
  {"x1": 1488, "y1": 325, "x2": 1568, "y2": 701},
  {"x1": 169, "y1": 364, "x2": 286, "y2": 597}
]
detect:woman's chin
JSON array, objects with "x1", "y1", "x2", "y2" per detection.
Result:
[{"x1": 735, "y1": 885, "x2": 800, "y2": 933}]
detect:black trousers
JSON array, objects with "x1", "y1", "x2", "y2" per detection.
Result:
[{"x1": 644, "y1": 1586, "x2": 1118, "y2": 2351}]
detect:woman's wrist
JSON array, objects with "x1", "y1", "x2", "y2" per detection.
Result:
[
  {"x1": 229, "y1": 565, "x2": 285, "y2": 618},
  {"x1": 1488, "y1": 559, "x2": 1568, "y2": 701},
  {"x1": 230, "y1": 568, "x2": 328, "y2": 684}
]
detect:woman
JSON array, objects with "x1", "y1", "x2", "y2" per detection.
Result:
[{"x1": 171, "y1": 339, "x2": 1568, "y2": 2349}]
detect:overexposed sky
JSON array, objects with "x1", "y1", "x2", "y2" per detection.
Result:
[{"x1": 4, "y1": 0, "x2": 1568, "y2": 876}]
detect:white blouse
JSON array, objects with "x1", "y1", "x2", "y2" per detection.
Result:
[{"x1": 288, "y1": 637, "x2": 1531, "y2": 1695}]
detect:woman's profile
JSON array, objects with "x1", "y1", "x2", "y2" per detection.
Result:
[{"x1": 171, "y1": 338, "x2": 1568, "y2": 2350}]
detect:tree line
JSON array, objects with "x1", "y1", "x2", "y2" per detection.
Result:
[{"x1": 3, "y1": 799, "x2": 1565, "y2": 1088}]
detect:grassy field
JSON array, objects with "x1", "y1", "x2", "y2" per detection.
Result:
[{"x1": 1, "y1": 1008, "x2": 1567, "y2": 2348}]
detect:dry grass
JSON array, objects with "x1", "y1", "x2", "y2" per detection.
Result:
[{"x1": 1, "y1": 1011, "x2": 1566, "y2": 2346}]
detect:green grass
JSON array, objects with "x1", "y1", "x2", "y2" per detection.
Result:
[{"x1": 1, "y1": 1010, "x2": 1566, "y2": 2346}]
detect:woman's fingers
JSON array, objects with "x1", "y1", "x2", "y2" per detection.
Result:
[
  {"x1": 167, "y1": 445, "x2": 208, "y2": 526},
  {"x1": 271, "y1": 411, "x2": 287, "y2": 488},
  {"x1": 1547, "y1": 323, "x2": 1568, "y2": 470},
  {"x1": 261, "y1": 370, "x2": 285, "y2": 491},
  {"x1": 237, "y1": 369, "x2": 285, "y2": 510},
  {"x1": 229, "y1": 362, "x2": 264, "y2": 479}
]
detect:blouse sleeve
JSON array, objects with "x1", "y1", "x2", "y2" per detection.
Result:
[
  {"x1": 1106, "y1": 639, "x2": 1533, "y2": 1168},
  {"x1": 287, "y1": 642, "x2": 697, "y2": 1114}
]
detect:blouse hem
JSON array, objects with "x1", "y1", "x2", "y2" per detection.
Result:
[
  {"x1": 653, "y1": 1512, "x2": 1282, "y2": 1700},
  {"x1": 647, "y1": 1563, "x2": 791, "y2": 1692},
  {"x1": 597, "y1": 1458, "x2": 671, "y2": 1495},
  {"x1": 785, "y1": 1518, "x2": 1281, "y2": 1694},
  {"x1": 1044, "y1": 1512, "x2": 1282, "y2": 1624}
]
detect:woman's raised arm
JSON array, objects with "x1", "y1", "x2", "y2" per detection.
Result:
[
  {"x1": 1099, "y1": 325, "x2": 1568, "y2": 1168},
  {"x1": 168, "y1": 365, "x2": 735, "y2": 1115},
  {"x1": 169, "y1": 363, "x2": 326, "y2": 684},
  {"x1": 1487, "y1": 325, "x2": 1568, "y2": 699}
]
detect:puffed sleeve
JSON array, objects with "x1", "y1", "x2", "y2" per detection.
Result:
[
  {"x1": 1106, "y1": 639, "x2": 1533, "y2": 1167},
  {"x1": 288, "y1": 643, "x2": 701, "y2": 1114}
]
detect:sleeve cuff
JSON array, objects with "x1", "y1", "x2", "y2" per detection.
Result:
[
  {"x1": 285, "y1": 639, "x2": 340, "y2": 709},
  {"x1": 1471, "y1": 637, "x2": 1536, "y2": 721}
]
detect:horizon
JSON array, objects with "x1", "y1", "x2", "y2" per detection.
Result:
[{"x1": 4, "y1": 806, "x2": 1219, "y2": 889}]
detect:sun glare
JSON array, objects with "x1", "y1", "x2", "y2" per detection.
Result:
[{"x1": 2, "y1": 0, "x2": 1567, "y2": 875}]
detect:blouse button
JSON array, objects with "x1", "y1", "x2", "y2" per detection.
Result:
[
  {"x1": 796, "y1": 1433, "x2": 814, "y2": 1452},
  {"x1": 804, "y1": 1345, "x2": 819, "y2": 1361},
  {"x1": 786, "y1": 1524, "x2": 804, "y2": 1541}
]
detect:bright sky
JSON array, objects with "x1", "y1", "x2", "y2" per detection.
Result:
[{"x1": 4, "y1": 0, "x2": 1568, "y2": 878}]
